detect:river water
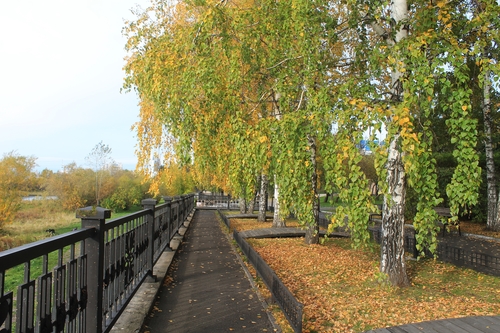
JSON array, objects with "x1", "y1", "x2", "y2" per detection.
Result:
[{"x1": 22, "y1": 195, "x2": 59, "y2": 201}]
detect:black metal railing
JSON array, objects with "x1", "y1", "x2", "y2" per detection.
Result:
[
  {"x1": 196, "y1": 194, "x2": 235, "y2": 209},
  {"x1": 0, "y1": 194, "x2": 195, "y2": 333},
  {"x1": 369, "y1": 226, "x2": 500, "y2": 276},
  {"x1": 196, "y1": 193, "x2": 261, "y2": 211},
  {"x1": 232, "y1": 230, "x2": 303, "y2": 333},
  {"x1": 436, "y1": 242, "x2": 500, "y2": 276}
]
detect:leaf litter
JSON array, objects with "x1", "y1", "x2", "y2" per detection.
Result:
[{"x1": 230, "y1": 218, "x2": 500, "y2": 333}]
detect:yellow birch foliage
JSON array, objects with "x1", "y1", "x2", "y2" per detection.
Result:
[{"x1": 0, "y1": 152, "x2": 37, "y2": 228}]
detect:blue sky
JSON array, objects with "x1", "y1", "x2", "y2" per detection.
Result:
[{"x1": 0, "y1": 0, "x2": 150, "y2": 171}]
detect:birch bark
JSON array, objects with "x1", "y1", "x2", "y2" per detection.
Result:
[
  {"x1": 380, "y1": 135, "x2": 410, "y2": 286},
  {"x1": 305, "y1": 134, "x2": 320, "y2": 244},
  {"x1": 239, "y1": 196, "x2": 247, "y2": 214},
  {"x1": 482, "y1": 70, "x2": 499, "y2": 230},
  {"x1": 272, "y1": 92, "x2": 286, "y2": 228},
  {"x1": 258, "y1": 174, "x2": 268, "y2": 222},
  {"x1": 379, "y1": 0, "x2": 410, "y2": 286},
  {"x1": 272, "y1": 175, "x2": 286, "y2": 227}
]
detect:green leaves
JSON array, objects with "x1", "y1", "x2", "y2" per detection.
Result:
[
  {"x1": 124, "y1": 0, "x2": 491, "y2": 255},
  {"x1": 0, "y1": 152, "x2": 38, "y2": 228}
]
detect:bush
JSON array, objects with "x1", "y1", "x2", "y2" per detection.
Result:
[
  {"x1": 102, "y1": 188, "x2": 128, "y2": 212},
  {"x1": 101, "y1": 173, "x2": 149, "y2": 212},
  {"x1": 0, "y1": 152, "x2": 37, "y2": 228}
]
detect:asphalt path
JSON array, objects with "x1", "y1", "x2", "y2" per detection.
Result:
[{"x1": 140, "y1": 209, "x2": 276, "y2": 333}]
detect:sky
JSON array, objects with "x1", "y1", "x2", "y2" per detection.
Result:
[{"x1": 0, "y1": 0, "x2": 151, "y2": 172}]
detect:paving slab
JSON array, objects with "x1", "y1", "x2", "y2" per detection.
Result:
[
  {"x1": 140, "y1": 209, "x2": 276, "y2": 333},
  {"x1": 366, "y1": 316, "x2": 500, "y2": 333}
]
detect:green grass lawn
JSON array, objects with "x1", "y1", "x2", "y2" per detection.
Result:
[{"x1": 2, "y1": 204, "x2": 144, "y2": 293}]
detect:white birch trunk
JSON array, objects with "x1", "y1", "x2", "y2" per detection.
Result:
[
  {"x1": 258, "y1": 174, "x2": 268, "y2": 222},
  {"x1": 272, "y1": 92, "x2": 285, "y2": 227},
  {"x1": 496, "y1": 192, "x2": 500, "y2": 232},
  {"x1": 272, "y1": 174, "x2": 286, "y2": 227},
  {"x1": 305, "y1": 134, "x2": 319, "y2": 244},
  {"x1": 482, "y1": 70, "x2": 499, "y2": 230},
  {"x1": 380, "y1": 0, "x2": 410, "y2": 287},
  {"x1": 380, "y1": 134, "x2": 410, "y2": 286},
  {"x1": 239, "y1": 196, "x2": 247, "y2": 214}
]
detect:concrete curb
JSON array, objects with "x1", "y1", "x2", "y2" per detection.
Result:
[{"x1": 109, "y1": 211, "x2": 195, "y2": 333}]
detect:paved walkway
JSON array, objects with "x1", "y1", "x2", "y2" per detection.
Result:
[
  {"x1": 140, "y1": 210, "x2": 276, "y2": 333},
  {"x1": 366, "y1": 315, "x2": 500, "y2": 332}
]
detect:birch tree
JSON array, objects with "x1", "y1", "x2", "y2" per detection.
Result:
[
  {"x1": 124, "y1": 0, "x2": 347, "y2": 239},
  {"x1": 345, "y1": 0, "x2": 484, "y2": 285},
  {"x1": 86, "y1": 141, "x2": 114, "y2": 206},
  {"x1": 381, "y1": 0, "x2": 411, "y2": 287},
  {"x1": 258, "y1": 174, "x2": 268, "y2": 222},
  {"x1": 124, "y1": 0, "x2": 488, "y2": 285},
  {"x1": 467, "y1": 0, "x2": 500, "y2": 230}
]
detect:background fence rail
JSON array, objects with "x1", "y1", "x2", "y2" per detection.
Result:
[
  {"x1": 196, "y1": 193, "x2": 261, "y2": 211},
  {"x1": 368, "y1": 226, "x2": 500, "y2": 277}
]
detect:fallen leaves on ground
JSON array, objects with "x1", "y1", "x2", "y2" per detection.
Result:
[
  {"x1": 460, "y1": 221, "x2": 500, "y2": 239},
  {"x1": 230, "y1": 218, "x2": 300, "y2": 232},
  {"x1": 232, "y1": 218, "x2": 500, "y2": 333}
]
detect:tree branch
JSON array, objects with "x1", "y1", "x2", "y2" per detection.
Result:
[{"x1": 267, "y1": 56, "x2": 303, "y2": 70}]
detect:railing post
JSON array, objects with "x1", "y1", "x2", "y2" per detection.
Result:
[
  {"x1": 228, "y1": 194, "x2": 231, "y2": 210},
  {"x1": 180, "y1": 195, "x2": 185, "y2": 222},
  {"x1": 175, "y1": 197, "x2": 180, "y2": 230},
  {"x1": 170, "y1": 197, "x2": 179, "y2": 233},
  {"x1": 183, "y1": 195, "x2": 188, "y2": 219},
  {"x1": 163, "y1": 196, "x2": 173, "y2": 245},
  {"x1": 77, "y1": 206, "x2": 111, "y2": 333},
  {"x1": 142, "y1": 199, "x2": 157, "y2": 278}
]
